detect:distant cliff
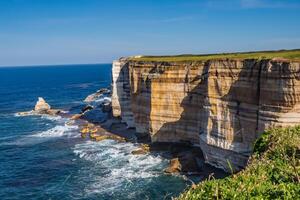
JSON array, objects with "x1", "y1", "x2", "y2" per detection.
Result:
[{"x1": 111, "y1": 54, "x2": 300, "y2": 172}]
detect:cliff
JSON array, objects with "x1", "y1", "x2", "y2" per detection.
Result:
[{"x1": 111, "y1": 55, "x2": 300, "y2": 172}]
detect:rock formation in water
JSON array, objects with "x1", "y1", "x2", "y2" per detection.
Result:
[
  {"x1": 34, "y1": 97, "x2": 51, "y2": 112},
  {"x1": 111, "y1": 57, "x2": 300, "y2": 172},
  {"x1": 18, "y1": 97, "x2": 62, "y2": 116},
  {"x1": 84, "y1": 88, "x2": 110, "y2": 103}
]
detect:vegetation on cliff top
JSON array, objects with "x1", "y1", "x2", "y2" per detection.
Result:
[
  {"x1": 131, "y1": 49, "x2": 300, "y2": 62},
  {"x1": 177, "y1": 126, "x2": 300, "y2": 200}
]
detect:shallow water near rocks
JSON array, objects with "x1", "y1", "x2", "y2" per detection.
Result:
[{"x1": 0, "y1": 64, "x2": 188, "y2": 200}]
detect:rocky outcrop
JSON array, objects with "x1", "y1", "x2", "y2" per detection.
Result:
[
  {"x1": 34, "y1": 97, "x2": 51, "y2": 112},
  {"x1": 84, "y1": 88, "x2": 110, "y2": 103},
  {"x1": 80, "y1": 123, "x2": 126, "y2": 142},
  {"x1": 164, "y1": 158, "x2": 182, "y2": 174},
  {"x1": 18, "y1": 97, "x2": 61, "y2": 116},
  {"x1": 111, "y1": 58, "x2": 300, "y2": 172},
  {"x1": 131, "y1": 144, "x2": 150, "y2": 155}
]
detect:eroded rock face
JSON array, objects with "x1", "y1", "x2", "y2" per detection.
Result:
[
  {"x1": 112, "y1": 58, "x2": 300, "y2": 172},
  {"x1": 112, "y1": 59, "x2": 135, "y2": 128}
]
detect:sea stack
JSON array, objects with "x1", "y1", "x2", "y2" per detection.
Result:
[{"x1": 34, "y1": 97, "x2": 51, "y2": 112}]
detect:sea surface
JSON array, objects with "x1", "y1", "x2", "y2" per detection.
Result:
[{"x1": 0, "y1": 64, "x2": 188, "y2": 200}]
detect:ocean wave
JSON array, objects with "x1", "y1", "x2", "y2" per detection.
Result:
[
  {"x1": 3, "y1": 123, "x2": 79, "y2": 146},
  {"x1": 14, "y1": 112, "x2": 64, "y2": 122},
  {"x1": 94, "y1": 96, "x2": 111, "y2": 103},
  {"x1": 31, "y1": 124, "x2": 78, "y2": 138},
  {"x1": 73, "y1": 140, "x2": 168, "y2": 195},
  {"x1": 40, "y1": 114, "x2": 64, "y2": 122}
]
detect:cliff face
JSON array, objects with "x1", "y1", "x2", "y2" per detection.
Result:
[{"x1": 112, "y1": 58, "x2": 300, "y2": 171}]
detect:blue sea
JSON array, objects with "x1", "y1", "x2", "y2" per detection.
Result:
[{"x1": 0, "y1": 64, "x2": 188, "y2": 200}]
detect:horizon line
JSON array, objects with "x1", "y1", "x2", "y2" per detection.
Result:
[{"x1": 0, "y1": 62, "x2": 112, "y2": 68}]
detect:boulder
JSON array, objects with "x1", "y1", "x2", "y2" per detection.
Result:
[
  {"x1": 164, "y1": 158, "x2": 182, "y2": 174},
  {"x1": 131, "y1": 144, "x2": 150, "y2": 155}
]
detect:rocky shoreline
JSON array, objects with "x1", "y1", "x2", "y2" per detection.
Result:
[{"x1": 18, "y1": 89, "x2": 227, "y2": 182}]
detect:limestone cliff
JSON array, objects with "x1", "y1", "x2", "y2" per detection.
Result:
[{"x1": 112, "y1": 58, "x2": 300, "y2": 171}]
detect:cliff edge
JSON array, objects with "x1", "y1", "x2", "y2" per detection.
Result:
[{"x1": 111, "y1": 50, "x2": 300, "y2": 172}]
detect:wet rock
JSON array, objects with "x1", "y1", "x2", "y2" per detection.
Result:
[
  {"x1": 102, "y1": 102, "x2": 112, "y2": 113},
  {"x1": 164, "y1": 158, "x2": 182, "y2": 174},
  {"x1": 80, "y1": 108, "x2": 106, "y2": 123},
  {"x1": 46, "y1": 109, "x2": 61, "y2": 115},
  {"x1": 81, "y1": 105, "x2": 93, "y2": 114},
  {"x1": 90, "y1": 133, "x2": 126, "y2": 142},
  {"x1": 84, "y1": 88, "x2": 110, "y2": 103},
  {"x1": 80, "y1": 127, "x2": 89, "y2": 138},
  {"x1": 131, "y1": 144, "x2": 150, "y2": 155},
  {"x1": 79, "y1": 123, "x2": 126, "y2": 142},
  {"x1": 70, "y1": 114, "x2": 83, "y2": 120},
  {"x1": 90, "y1": 135, "x2": 110, "y2": 141}
]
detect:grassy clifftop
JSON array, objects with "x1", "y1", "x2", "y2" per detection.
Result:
[
  {"x1": 178, "y1": 126, "x2": 300, "y2": 200},
  {"x1": 131, "y1": 49, "x2": 300, "y2": 62}
]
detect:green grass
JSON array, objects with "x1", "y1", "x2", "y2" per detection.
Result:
[
  {"x1": 130, "y1": 49, "x2": 300, "y2": 62},
  {"x1": 177, "y1": 126, "x2": 300, "y2": 200}
]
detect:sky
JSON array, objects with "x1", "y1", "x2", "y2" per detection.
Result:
[{"x1": 0, "y1": 0, "x2": 299, "y2": 66}]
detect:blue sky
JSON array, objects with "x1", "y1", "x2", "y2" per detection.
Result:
[{"x1": 0, "y1": 0, "x2": 299, "y2": 66}]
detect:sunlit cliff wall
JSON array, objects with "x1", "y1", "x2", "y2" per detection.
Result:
[{"x1": 112, "y1": 58, "x2": 300, "y2": 171}]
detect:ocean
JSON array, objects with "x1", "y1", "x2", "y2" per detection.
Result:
[{"x1": 0, "y1": 64, "x2": 188, "y2": 200}]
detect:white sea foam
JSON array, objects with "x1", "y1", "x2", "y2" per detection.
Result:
[
  {"x1": 73, "y1": 140, "x2": 168, "y2": 195},
  {"x1": 94, "y1": 96, "x2": 111, "y2": 103},
  {"x1": 14, "y1": 112, "x2": 64, "y2": 122},
  {"x1": 31, "y1": 124, "x2": 78, "y2": 138},
  {"x1": 40, "y1": 114, "x2": 63, "y2": 122},
  {"x1": 4, "y1": 121, "x2": 79, "y2": 146}
]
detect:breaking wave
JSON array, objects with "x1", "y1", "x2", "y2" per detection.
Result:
[
  {"x1": 31, "y1": 124, "x2": 78, "y2": 138},
  {"x1": 4, "y1": 117, "x2": 79, "y2": 146},
  {"x1": 73, "y1": 140, "x2": 168, "y2": 196},
  {"x1": 14, "y1": 112, "x2": 64, "y2": 122}
]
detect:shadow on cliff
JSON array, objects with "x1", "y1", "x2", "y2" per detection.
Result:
[
  {"x1": 149, "y1": 61, "x2": 228, "y2": 176},
  {"x1": 151, "y1": 59, "x2": 271, "y2": 174},
  {"x1": 152, "y1": 59, "x2": 299, "y2": 174},
  {"x1": 152, "y1": 61, "x2": 210, "y2": 144}
]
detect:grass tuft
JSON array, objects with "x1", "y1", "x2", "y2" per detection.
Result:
[{"x1": 177, "y1": 126, "x2": 300, "y2": 200}]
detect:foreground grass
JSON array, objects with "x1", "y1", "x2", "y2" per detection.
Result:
[
  {"x1": 131, "y1": 49, "x2": 300, "y2": 62},
  {"x1": 177, "y1": 126, "x2": 300, "y2": 200}
]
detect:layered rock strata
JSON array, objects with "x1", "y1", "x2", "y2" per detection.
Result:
[
  {"x1": 112, "y1": 58, "x2": 300, "y2": 171},
  {"x1": 111, "y1": 59, "x2": 135, "y2": 128}
]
